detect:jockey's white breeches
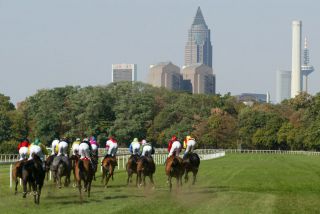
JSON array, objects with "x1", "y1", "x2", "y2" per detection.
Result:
[
  {"x1": 185, "y1": 139, "x2": 196, "y2": 154},
  {"x1": 19, "y1": 147, "x2": 29, "y2": 160},
  {"x1": 51, "y1": 140, "x2": 59, "y2": 155},
  {"x1": 131, "y1": 143, "x2": 140, "y2": 155},
  {"x1": 107, "y1": 143, "x2": 118, "y2": 156},
  {"x1": 141, "y1": 145, "x2": 152, "y2": 156},
  {"x1": 168, "y1": 141, "x2": 181, "y2": 157},
  {"x1": 58, "y1": 141, "x2": 68, "y2": 156},
  {"x1": 72, "y1": 144, "x2": 80, "y2": 155},
  {"x1": 28, "y1": 145, "x2": 43, "y2": 161},
  {"x1": 79, "y1": 143, "x2": 90, "y2": 159},
  {"x1": 91, "y1": 144, "x2": 98, "y2": 151}
]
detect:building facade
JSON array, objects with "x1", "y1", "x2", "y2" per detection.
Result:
[
  {"x1": 148, "y1": 62, "x2": 181, "y2": 91},
  {"x1": 181, "y1": 63, "x2": 215, "y2": 94},
  {"x1": 112, "y1": 64, "x2": 137, "y2": 82},
  {"x1": 184, "y1": 7, "x2": 212, "y2": 68},
  {"x1": 276, "y1": 70, "x2": 291, "y2": 103}
]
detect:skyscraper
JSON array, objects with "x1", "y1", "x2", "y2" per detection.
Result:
[
  {"x1": 276, "y1": 70, "x2": 291, "y2": 103},
  {"x1": 112, "y1": 64, "x2": 137, "y2": 82},
  {"x1": 185, "y1": 7, "x2": 212, "y2": 68},
  {"x1": 148, "y1": 62, "x2": 181, "y2": 91},
  {"x1": 181, "y1": 63, "x2": 215, "y2": 94}
]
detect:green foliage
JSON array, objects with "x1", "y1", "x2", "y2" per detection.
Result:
[
  {"x1": 3, "y1": 83, "x2": 320, "y2": 151},
  {"x1": 0, "y1": 140, "x2": 18, "y2": 153}
]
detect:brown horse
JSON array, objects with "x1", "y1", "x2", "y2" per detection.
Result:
[
  {"x1": 12, "y1": 159, "x2": 27, "y2": 195},
  {"x1": 70, "y1": 154, "x2": 80, "y2": 187},
  {"x1": 183, "y1": 152, "x2": 200, "y2": 185},
  {"x1": 101, "y1": 155, "x2": 117, "y2": 188},
  {"x1": 165, "y1": 155, "x2": 184, "y2": 192},
  {"x1": 21, "y1": 154, "x2": 45, "y2": 204},
  {"x1": 137, "y1": 156, "x2": 155, "y2": 188},
  {"x1": 71, "y1": 156, "x2": 94, "y2": 201},
  {"x1": 126, "y1": 154, "x2": 139, "y2": 186}
]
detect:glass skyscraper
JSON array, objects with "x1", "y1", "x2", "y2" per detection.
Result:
[{"x1": 184, "y1": 7, "x2": 212, "y2": 68}]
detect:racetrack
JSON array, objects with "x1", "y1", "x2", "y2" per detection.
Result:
[{"x1": 1, "y1": 154, "x2": 320, "y2": 214}]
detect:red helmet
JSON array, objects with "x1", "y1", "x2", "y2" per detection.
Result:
[{"x1": 171, "y1": 135, "x2": 177, "y2": 141}]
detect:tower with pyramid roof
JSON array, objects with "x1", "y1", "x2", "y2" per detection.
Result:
[{"x1": 184, "y1": 7, "x2": 212, "y2": 68}]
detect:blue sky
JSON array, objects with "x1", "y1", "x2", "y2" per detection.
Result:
[{"x1": 0, "y1": 0, "x2": 319, "y2": 103}]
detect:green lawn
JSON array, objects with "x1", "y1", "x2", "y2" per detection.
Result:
[{"x1": 1, "y1": 154, "x2": 320, "y2": 214}]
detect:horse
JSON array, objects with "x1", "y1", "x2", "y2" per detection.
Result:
[
  {"x1": 70, "y1": 155, "x2": 94, "y2": 201},
  {"x1": 50, "y1": 155, "x2": 71, "y2": 188},
  {"x1": 45, "y1": 154, "x2": 56, "y2": 181},
  {"x1": 165, "y1": 155, "x2": 184, "y2": 192},
  {"x1": 91, "y1": 152, "x2": 99, "y2": 181},
  {"x1": 12, "y1": 159, "x2": 27, "y2": 195},
  {"x1": 70, "y1": 154, "x2": 80, "y2": 187},
  {"x1": 137, "y1": 156, "x2": 155, "y2": 188},
  {"x1": 101, "y1": 155, "x2": 117, "y2": 188},
  {"x1": 183, "y1": 152, "x2": 200, "y2": 185},
  {"x1": 21, "y1": 154, "x2": 45, "y2": 204},
  {"x1": 126, "y1": 154, "x2": 139, "y2": 186}
]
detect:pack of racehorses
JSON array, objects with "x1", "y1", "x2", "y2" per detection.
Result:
[{"x1": 12, "y1": 151, "x2": 200, "y2": 204}]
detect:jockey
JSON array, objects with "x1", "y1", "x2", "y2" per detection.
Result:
[
  {"x1": 168, "y1": 135, "x2": 181, "y2": 158},
  {"x1": 183, "y1": 135, "x2": 197, "y2": 158},
  {"x1": 129, "y1": 138, "x2": 141, "y2": 155},
  {"x1": 78, "y1": 138, "x2": 91, "y2": 160},
  {"x1": 17, "y1": 138, "x2": 30, "y2": 160},
  {"x1": 71, "y1": 138, "x2": 81, "y2": 156},
  {"x1": 57, "y1": 137, "x2": 69, "y2": 157},
  {"x1": 28, "y1": 138, "x2": 48, "y2": 161},
  {"x1": 105, "y1": 136, "x2": 118, "y2": 157},
  {"x1": 51, "y1": 138, "x2": 59, "y2": 155},
  {"x1": 89, "y1": 136, "x2": 99, "y2": 157},
  {"x1": 141, "y1": 139, "x2": 154, "y2": 157}
]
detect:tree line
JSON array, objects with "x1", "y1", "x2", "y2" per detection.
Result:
[{"x1": 1, "y1": 81, "x2": 320, "y2": 153}]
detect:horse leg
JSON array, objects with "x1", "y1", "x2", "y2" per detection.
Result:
[
  {"x1": 101, "y1": 168, "x2": 105, "y2": 184},
  {"x1": 143, "y1": 174, "x2": 146, "y2": 187},
  {"x1": 150, "y1": 174, "x2": 155, "y2": 189},
  {"x1": 22, "y1": 179, "x2": 28, "y2": 198},
  {"x1": 184, "y1": 170, "x2": 189, "y2": 183},
  {"x1": 126, "y1": 172, "x2": 131, "y2": 186},
  {"x1": 105, "y1": 174, "x2": 111, "y2": 188},
  {"x1": 14, "y1": 179, "x2": 19, "y2": 195},
  {"x1": 192, "y1": 169, "x2": 198, "y2": 185},
  {"x1": 32, "y1": 182, "x2": 37, "y2": 204}
]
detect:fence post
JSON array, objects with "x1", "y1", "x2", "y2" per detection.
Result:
[
  {"x1": 122, "y1": 155, "x2": 125, "y2": 169},
  {"x1": 9, "y1": 164, "x2": 12, "y2": 188},
  {"x1": 117, "y1": 156, "x2": 120, "y2": 170}
]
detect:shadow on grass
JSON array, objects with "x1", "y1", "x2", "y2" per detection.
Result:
[{"x1": 104, "y1": 195, "x2": 145, "y2": 200}]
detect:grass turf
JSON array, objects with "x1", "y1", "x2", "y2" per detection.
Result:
[{"x1": 1, "y1": 154, "x2": 320, "y2": 214}]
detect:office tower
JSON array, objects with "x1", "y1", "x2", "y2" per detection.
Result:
[
  {"x1": 301, "y1": 37, "x2": 314, "y2": 93},
  {"x1": 185, "y1": 7, "x2": 212, "y2": 68},
  {"x1": 181, "y1": 63, "x2": 215, "y2": 94},
  {"x1": 112, "y1": 64, "x2": 137, "y2": 82},
  {"x1": 276, "y1": 70, "x2": 291, "y2": 103},
  {"x1": 291, "y1": 20, "x2": 302, "y2": 98},
  {"x1": 148, "y1": 62, "x2": 181, "y2": 91}
]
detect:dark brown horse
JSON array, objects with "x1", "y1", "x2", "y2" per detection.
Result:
[
  {"x1": 71, "y1": 156, "x2": 94, "y2": 201},
  {"x1": 165, "y1": 155, "x2": 184, "y2": 192},
  {"x1": 101, "y1": 155, "x2": 117, "y2": 188},
  {"x1": 137, "y1": 156, "x2": 155, "y2": 188},
  {"x1": 70, "y1": 154, "x2": 80, "y2": 187},
  {"x1": 91, "y1": 153, "x2": 99, "y2": 181},
  {"x1": 183, "y1": 152, "x2": 200, "y2": 185},
  {"x1": 21, "y1": 154, "x2": 45, "y2": 204},
  {"x1": 12, "y1": 159, "x2": 27, "y2": 195},
  {"x1": 126, "y1": 154, "x2": 139, "y2": 186},
  {"x1": 45, "y1": 154, "x2": 55, "y2": 181}
]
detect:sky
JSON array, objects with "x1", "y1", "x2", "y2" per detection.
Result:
[{"x1": 0, "y1": 0, "x2": 319, "y2": 104}]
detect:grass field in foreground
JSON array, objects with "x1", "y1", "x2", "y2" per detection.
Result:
[{"x1": 1, "y1": 154, "x2": 320, "y2": 214}]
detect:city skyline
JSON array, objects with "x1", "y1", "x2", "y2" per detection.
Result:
[{"x1": 0, "y1": 0, "x2": 319, "y2": 104}]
